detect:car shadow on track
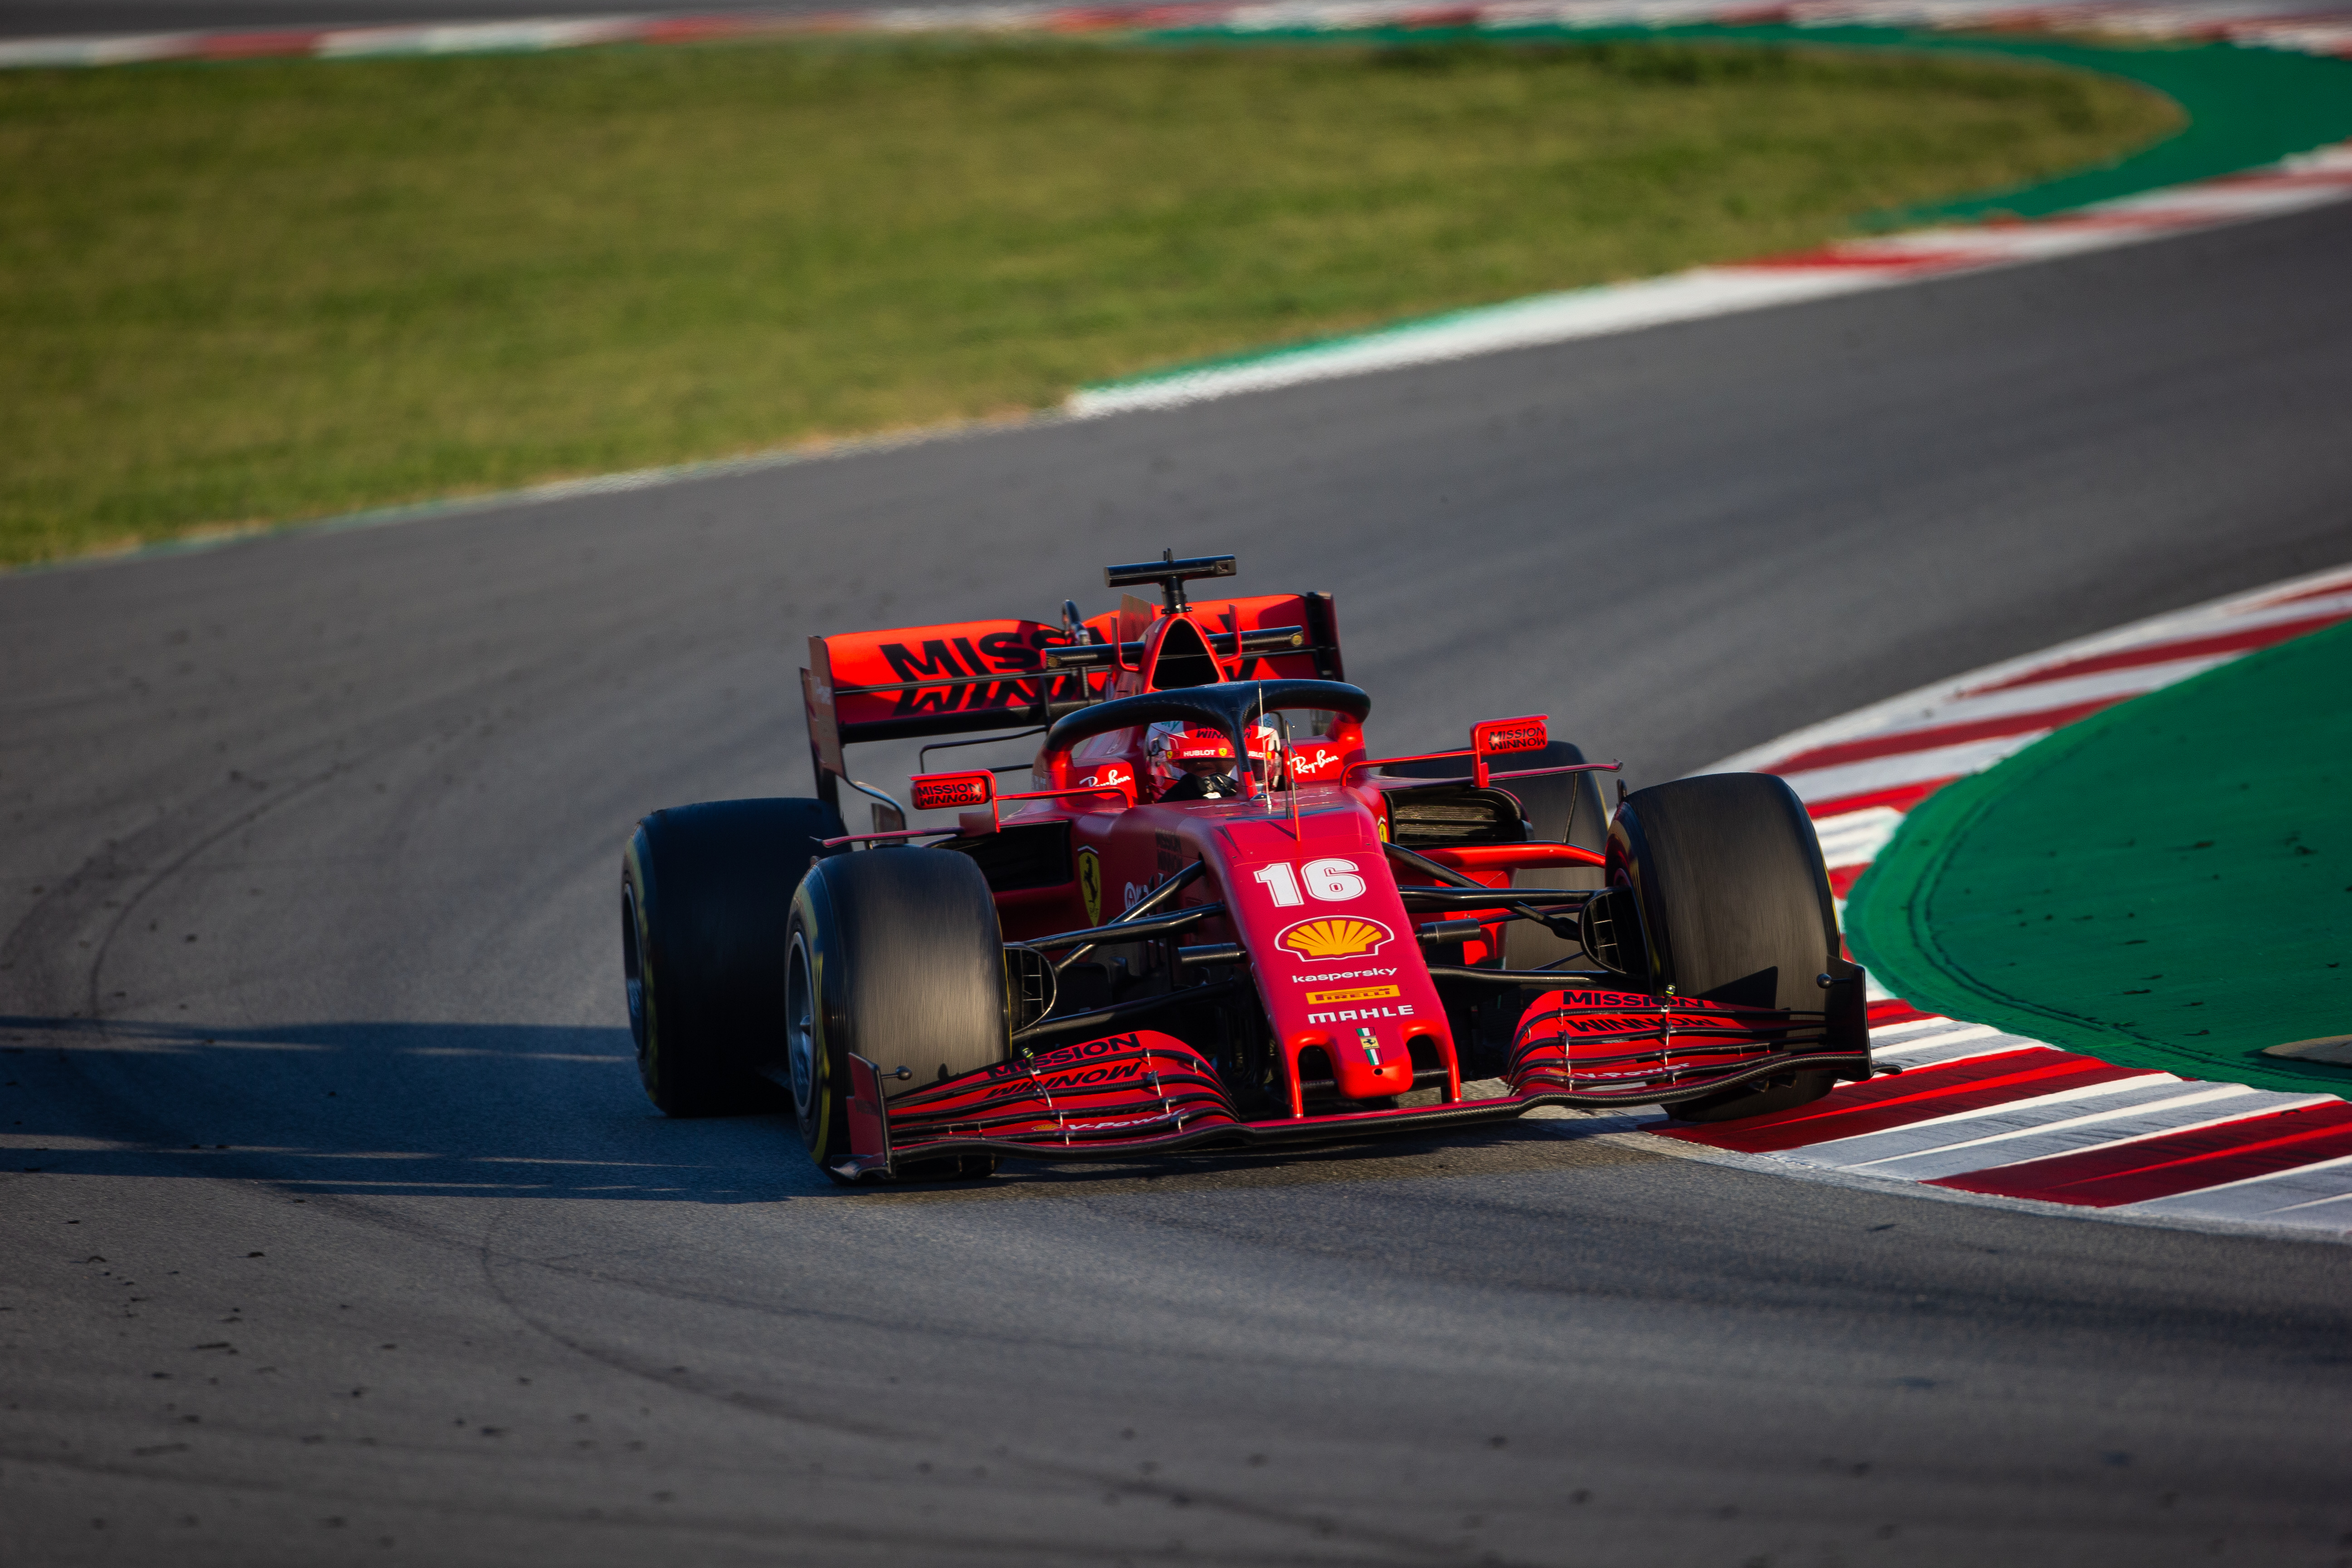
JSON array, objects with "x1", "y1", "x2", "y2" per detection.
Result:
[
  {"x1": 0, "y1": 1013, "x2": 813, "y2": 1203},
  {"x1": 0, "y1": 1013, "x2": 1666, "y2": 1204},
  {"x1": 876, "y1": 1120, "x2": 1669, "y2": 1204}
]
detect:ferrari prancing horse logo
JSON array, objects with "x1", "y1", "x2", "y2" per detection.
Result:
[{"x1": 1077, "y1": 847, "x2": 1102, "y2": 927}]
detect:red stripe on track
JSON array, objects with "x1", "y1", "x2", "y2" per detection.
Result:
[
  {"x1": 2031, "y1": 211, "x2": 2216, "y2": 232},
  {"x1": 1047, "y1": 6, "x2": 1174, "y2": 29},
  {"x1": 1804, "y1": 779, "x2": 1953, "y2": 819},
  {"x1": 1868, "y1": 999, "x2": 1936, "y2": 1029},
  {"x1": 1960, "y1": 611, "x2": 2351, "y2": 695},
  {"x1": 196, "y1": 29, "x2": 325, "y2": 56},
  {"x1": 1927, "y1": 1102, "x2": 2352, "y2": 1207},
  {"x1": 641, "y1": 17, "x2": 776, "y2": 42},
  {"x1": 2266, "y1": 580, "x2": 2352, "y2": 605},
  {"x1": 1653, "y1": 1049, "x2": 2140, "y2": 1153},
  {"x1": 1740, "y1": 249, "x2": 1981, "y2": 271},
  {"x1": 2202, "y1": 168, "x2": 2352, "y2": 191},
  {"x1": 1829, "y1": 863, "x2": 1868, "y2": 899},
  {"x1": 1767, "y1": 697, "x2": 2116, "y2": 774}
]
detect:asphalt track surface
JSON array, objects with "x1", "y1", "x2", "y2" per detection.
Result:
[
  {"x1": 1, "y1": 0, "x2": 997, "y2": 39},
  {"x1": 8, "y1": 194, "x2": 2352, "y2": 1565}
]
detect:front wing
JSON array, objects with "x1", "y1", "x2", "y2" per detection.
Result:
[{"x1": 829, "y1": 989, "x2": 1872, "y2": 1180}]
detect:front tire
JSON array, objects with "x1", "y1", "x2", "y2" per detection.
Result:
[
  {"x1": 1607, "y1": 773, "x2": 1859, "y2": 1122},
  {"x1": 784, "y1": 847, "x2": 1011, "y2": 1181},
  {"x1": 622, "y1": 797, "x2": 844, "y2": 1116}
]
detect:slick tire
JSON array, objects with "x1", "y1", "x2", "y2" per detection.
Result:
[
  {"x1": 784, "y1": 847, "x2": 1011, "y2": 1182},
  {"x1": 1607, "y1": 773, "x2": 1857, "y2": 1124},
  {"x1": 622, "y1": 796, "x2": 845, "y2": 1117},
  {"x1": 1495, "y1": 740, "x2": 1611, "y2": 971}
]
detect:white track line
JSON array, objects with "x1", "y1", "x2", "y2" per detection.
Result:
[
  {"x1": 1706, "y1": 562, "x2": 2352, "y2": 776},
  {"x1": 1068, "y1": 150, "x2": 2352, "y2": 413},
  {"x1": 2125, "y1": 1152, "x2": 2352, "y2": 1225}
]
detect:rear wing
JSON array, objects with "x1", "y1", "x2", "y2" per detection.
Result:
[
  {"x1": 800, "y1": 592, "x2": 1342, "y2": 811},
  {"x1": 1070, "y1": 591, "x2": 1343, "y2": 685}
]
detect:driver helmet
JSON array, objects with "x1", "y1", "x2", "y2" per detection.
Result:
[{"x1": 1145, "y1": 719, "x2": 1284, "y2": 799}]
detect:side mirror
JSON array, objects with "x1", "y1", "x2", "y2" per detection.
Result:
[
  {"x1": 910, "y1": 770, "x2": 995, "y2": 813},
  {"x1": 1470, "y1": 715, "x2": 1548, "y2": 788}
]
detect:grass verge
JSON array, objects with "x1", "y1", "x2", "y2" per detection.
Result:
[{"x1": 0, "y1": 37, "x2": 2179, "y2": 567}]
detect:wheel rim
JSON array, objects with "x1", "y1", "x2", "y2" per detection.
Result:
[
  {"x1": 785, "y1": 934, "x2": 818, "y2": 1122},
  {"x1": 620, "y1": 883, "x2": 647, "y2": 1058}
]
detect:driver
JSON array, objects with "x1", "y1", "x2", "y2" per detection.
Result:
[{"x1": 1145, "y1": 719, "x2": 1285, "y2": 802}]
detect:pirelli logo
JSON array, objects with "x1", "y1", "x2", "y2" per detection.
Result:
[{"x1": 1304, "y1": 984, "x2": 1401, "y2": 1006}]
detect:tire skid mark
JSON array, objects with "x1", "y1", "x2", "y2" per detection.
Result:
[{"x1": 471, "y1": 1220, "x2": 1496, "y2": 1563}]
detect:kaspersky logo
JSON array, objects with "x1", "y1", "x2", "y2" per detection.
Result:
[{"x1": 1276, "y1": 916, "x2": 1394, "y2": 962}]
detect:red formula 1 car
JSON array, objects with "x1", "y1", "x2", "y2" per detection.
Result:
[{"x1": 620, "y1": 553, "x2": 1871, "y2": 1181}]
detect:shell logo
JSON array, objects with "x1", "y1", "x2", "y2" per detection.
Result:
[{"x1": 1276, "y1": 916, "x2": 1394, "y2": 962}]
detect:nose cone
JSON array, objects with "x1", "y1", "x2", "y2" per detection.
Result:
[{"x1": 1336, "y1": 1024, "x2": 1408, "y2": 1099}]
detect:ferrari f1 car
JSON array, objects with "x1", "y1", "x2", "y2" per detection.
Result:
[{"x1": 620, "y1": 553, "x2": 1870, "y2": 1181}]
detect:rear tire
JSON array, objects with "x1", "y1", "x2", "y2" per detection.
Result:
[
  {"x1": 1496, "y1": 740, "x2": 1611, "y2": 971},
  {"x1": 622, "y1": 797, "x2": 845, "y2": 1116},
  {"x1": 784, "y1": 848, "x2": 1011, "y2": 1181},
  {"x1": 1607, "y1": 773, "x2": 1853, "y2": 1123}
]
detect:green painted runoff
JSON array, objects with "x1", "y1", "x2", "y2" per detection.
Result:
[{"x1": 1849, "y1": 617, "x2": 2352, "y2": 1098}]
